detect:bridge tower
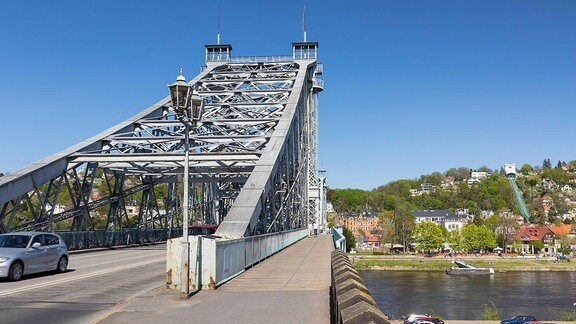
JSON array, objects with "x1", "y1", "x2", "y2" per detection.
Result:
[{"x1": 292, "y1": 42, "x2": 326, "y2": 233}]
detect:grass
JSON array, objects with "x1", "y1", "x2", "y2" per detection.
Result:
[
  {"x1": 482, "y1": 301, "x2": 501, "y2": 320},
  {"x1": 351, "y1": 256, "x2": 576, "y2": 271}
]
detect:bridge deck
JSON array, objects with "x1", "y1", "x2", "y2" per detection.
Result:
[{"x1": 97, "y1": 234, "x2": 333, "y2": 324}]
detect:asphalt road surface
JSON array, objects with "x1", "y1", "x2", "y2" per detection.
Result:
[{"x1": 0, "y1": 244, "x2": 166, "y2": 324}]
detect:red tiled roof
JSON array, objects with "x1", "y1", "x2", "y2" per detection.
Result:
[
  {"x1": 367, "y1": 235, "x2": 380, "y2": 243},
  {"x1": 515, "y1": 226, "x2": 549, "y2": 241},
  {"x1": 549, "y1": 224, "x2": 573, "y2": 236}
]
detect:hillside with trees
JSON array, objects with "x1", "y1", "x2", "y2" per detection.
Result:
[
  {"x1": 328, "y1": 159, "x2": 576, "y2": 226},
  {"x1": 328, "y1": 160, "x2": 576, "y2": 255}
]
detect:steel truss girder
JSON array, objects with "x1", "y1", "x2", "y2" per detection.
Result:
[
  {"x1": 214, "y1": 60, "x2": 318, "y2": 238},
  {"x1": 0, "y1": 57, "x2": 319, "y2": 243}
]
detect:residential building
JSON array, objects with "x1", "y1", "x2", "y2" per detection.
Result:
[
  {"x1": 420, "y1": 183, "x2": 435, "y2": 193},
  {"x1": 470, "y1": 171, "x2": 489, "y2": 180},
  {"x1": 514, "y1": 225, "x2": 560, "y2": 255},
  {"x1": 440, "y1": 176, "x2": 456, "y2": 189},
  {"x1": 442, "y1": 214, "x2": 467, "y2": 232},
  {"x1": 326, "y1": 202, "x2": 334, "y2": 213},
  {"x1": 466, "y1": 177, "x2": 480, "y2": 185},
  {"x1": 125, "y1": 200, "x2": 140, "y2": 217},
  {"x1": 561, "y1": 184, "x2": 573, "y2": 194},
  {"x1": 539, "y1": 194, "x2": 554, "y2": 214},
  {"x1": 337, "y1": 211, "x2": 379, "y2": 238},
  {"x1": 413, "y1": 209, "x2": 451, "y2": 224},
  {"x1": 413, "y1": 209, "x2": 470, "y2": 232},
  {"x1": 410, "y1": 189, "x2": 421, "y2": 197},
  {"x1": 542, "y1": 178, "x2": 559, "y2": 191}
]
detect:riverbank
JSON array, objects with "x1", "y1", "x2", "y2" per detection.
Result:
[{"x1": 351, "y1": 254, "x2": 576, "y2": 271}]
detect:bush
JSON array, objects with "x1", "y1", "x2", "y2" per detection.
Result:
[
  {"x1": 482, "y1": 301, "x2": 500, "y2": 320},
  {"x1": 372, "y1": 251, "x2": 384, "y2": 255},
  {"x1": 558, "y1": 312, "x2": 576, "y2": 321},
  {"x1": 558, "y1": 308, "x2": 576, "y2": 321}
]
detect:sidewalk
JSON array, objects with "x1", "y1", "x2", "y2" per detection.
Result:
[{"x1": 94, "y1": 234, "x2": 334, "y2": 324}]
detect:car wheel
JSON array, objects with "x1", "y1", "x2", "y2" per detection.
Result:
[
  {"x1": 8, "y1": 261, "x2": 24, "y2": 281},
  {"x1": 55, "y1": 256, "x2": 68, "y2": 273}
]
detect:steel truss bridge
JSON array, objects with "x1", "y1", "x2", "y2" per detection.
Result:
[{"x1": 0, "y1": 42, "x2": 325, "y2": 251}]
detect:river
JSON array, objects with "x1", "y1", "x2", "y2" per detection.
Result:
[{"x1": 360, "y1": 270, "x2": 576, "y2": 320}]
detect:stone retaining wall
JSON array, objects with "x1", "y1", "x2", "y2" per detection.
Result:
[{"x1": 331, "y1": 250, "x2": 391, "y2": 324}]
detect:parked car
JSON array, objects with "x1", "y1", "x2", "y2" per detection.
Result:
[
  {"x1": 0, "y1": 232, "x2": 69, "y2": 281},
  {"x1": 188, "y1": 225, "x2": 218, "y2": 236},
  {"x1": 404, "y1": 314, "x2": 444, "y2": 324},
  {"x1": 500, "y1": 315, "x2": 542, "y2": 324}
]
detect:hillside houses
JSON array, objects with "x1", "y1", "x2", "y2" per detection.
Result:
[
  {"x1": 336, "y1": 211, "x2": 380, "y2": 248},
  {"x1": 514, "y1": 226, "x2": 560, "y2": 255},
  {"x1": 413, "y1": 209, "x2": 470, "y2": 232}
]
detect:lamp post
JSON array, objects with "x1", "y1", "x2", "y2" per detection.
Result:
[{"x1": 168, "y1": 69, "x2": 203, "y2": 298}]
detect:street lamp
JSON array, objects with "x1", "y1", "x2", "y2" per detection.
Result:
[{"x1": 168, "y1": 69, "x2": 203, "y2": 298}]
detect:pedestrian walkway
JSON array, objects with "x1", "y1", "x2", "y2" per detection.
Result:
[{"x1": 95, "y1": 234, "x2": 334, "y2": 324}]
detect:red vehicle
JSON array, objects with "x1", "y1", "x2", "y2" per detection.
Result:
[{"x1": 188, "y1": 225, "x2": 218, "y2": 236}]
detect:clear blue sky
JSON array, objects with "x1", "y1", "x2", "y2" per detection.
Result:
[{"x1": 1, "y1": 1, "x2": 575, "y2": 190}]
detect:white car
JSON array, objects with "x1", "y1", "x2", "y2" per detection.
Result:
[{"x1": 0, "y1": 232, "x2": 69, "y2": 281}]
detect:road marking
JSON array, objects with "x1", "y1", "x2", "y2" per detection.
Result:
[{"x1": 0, "y1": 257, "x2": 165, "y2": 297}]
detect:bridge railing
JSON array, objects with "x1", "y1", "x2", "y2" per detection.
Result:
[
  {"x1": 213, "y1": 228, "x2": 308, "y2": 287},
  {"x1": 166, "y1": 228, "x2": 308, "y2": 291},
  {"x1": 59, "y1": 228, "x2": 179, "y2": 250},
  {"x1": 207, "y1": 55, "x2": 295, "y2": 63}
]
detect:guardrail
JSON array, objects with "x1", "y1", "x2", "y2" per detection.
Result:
[
  {"x1": 166, "y1": 228, "x2": 308, "y2": 291},
  {"x1": 59, "y1": 228, "x2": 178, "y2": 250},
  {"x1": 207, "y1": 55, "x2": 295, "y2": 63},
  {"x1": 214, "y1": 229, "x2": 307, "y2": 286}
]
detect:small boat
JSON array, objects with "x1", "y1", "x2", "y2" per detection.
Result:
[{"x1": 446, "y1": 260, "x2": 495, "y2": 275}]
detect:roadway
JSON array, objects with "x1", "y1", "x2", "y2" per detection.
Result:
[{"x1": 0, "y1": 244, "x2": 166, "y2": 324}]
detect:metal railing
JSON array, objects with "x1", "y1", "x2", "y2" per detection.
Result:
[
  {"x1": 313, "y1": 77, "x2": 324, "y2": 90},
  {"x1": 207, "y1": 55, "x2": 294, "y2": 63},
  {"x1": 215, "y1": 228, "x2": 308, "y2": 286},
  {"x1": 59, "y1": 228, "x2": 179, "y2": 250},
  {"x1": 166, "y1": 228, "x2": 308, "y2": 291}
]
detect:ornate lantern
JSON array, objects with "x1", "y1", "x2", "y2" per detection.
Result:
[{"x1": 168, "y1": 69, "x2": 193, "y2": 117}]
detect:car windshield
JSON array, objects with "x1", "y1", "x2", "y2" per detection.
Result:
[{"x1": 0, "y1": 235, "x2": 31, "y2": 248}]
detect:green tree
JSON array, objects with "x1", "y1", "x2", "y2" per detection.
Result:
[
  {"x1": 378, "y1": 210, "x2": 396, "y2": 246},
  {"x1": 445, "y1": 167, "x2": 470, "y2": 182},
  {"x1": 543, "y1": 158, "x2": 552, "y2": 169},
  {"x1": 394, "y1": 202, "x2": 415, "y2": 252},
  {"x1": 477, "y1": 166, "x2": 493, "y2": 173},
  {"x1": 329, "y1": 188, "x2": 369, "y2": 213},
  {"x1": 530, "y1": 241, "x2": 544, "y2": 253},
  {"x1": 446, "y1": 229, "x2": 464, "y2": 252},
  {"x1": 413, "y1": 221, "x2": 444, "y2": 254},
  {"x1": 542, "y1": 167, "x2": 569, "y2": 185},
  {"x1": 342, "y1": 226, "x2": 356, "y2": 252},
  {"x1": 499, "y1": 212, "x2": 518, "y2": 253},
  {"x1": 462, "y1": 224, "x2": 497, "y2": 252},
  {"x1": 520, "y1": 163, "x2": 533, "y2": 176}
]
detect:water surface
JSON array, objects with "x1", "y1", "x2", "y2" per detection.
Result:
[{"x1": 360, "y1": 270, "x2": 576, "y2": 320}]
